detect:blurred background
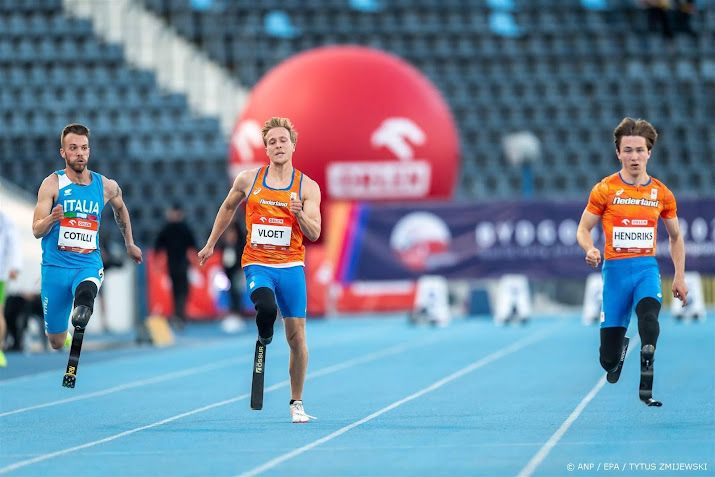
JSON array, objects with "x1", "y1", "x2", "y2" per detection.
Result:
[{"x1": 1, "y1": 0, "x2": 713, "y2": 356}]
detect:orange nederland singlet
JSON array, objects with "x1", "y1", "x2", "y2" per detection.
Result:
[
  {"x1": 586, "y1": 172, "x2": 677, "y2": 261},
  {"x1": 241, "y1": 166, "x2": 305, "y2": 268}
]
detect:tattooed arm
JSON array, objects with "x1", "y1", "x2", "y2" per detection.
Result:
[{"x1": 104, "y1": 177, "x2": 142, "y2": 264}]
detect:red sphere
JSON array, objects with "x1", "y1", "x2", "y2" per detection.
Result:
[{"x1": 229, "y1": 45, "x2": 459, "y2": 201}]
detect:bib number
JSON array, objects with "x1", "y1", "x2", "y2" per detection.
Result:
[
  {"x1": 58, "y1": 217, "x2": 98, "y2": 253},
  {"x1": 251, "y1": 223, "x2": 291, "y2": 250},
  {"x1": 612, "y1": 218, "x2": 655, "y2": 253}
]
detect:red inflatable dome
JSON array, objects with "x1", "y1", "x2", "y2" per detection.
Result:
[{"x1": 229, "y1": 45, "x2": 459, "y2": 201}]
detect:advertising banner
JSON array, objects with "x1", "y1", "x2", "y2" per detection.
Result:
[{"x1": 337, "y1": 198, "x2": 715, "y2": 281}]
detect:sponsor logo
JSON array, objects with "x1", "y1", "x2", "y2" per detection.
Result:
[
  {"x1": 475, "y1": 218, "x2": 578, "y2": 248},
  {"x1": 390, "y1": 212, "x2": 452, "y2": 271},
  {"x1": 268, "y1": 218, "x2": 284, "y2": 224},
  {"x1": 253, "y1": 187, "x2": 262, "y2": 195},
  {"x1": 650, "y1": 188, "x2": 658, "y2": 200},
  {"x1": 621, "y1": 218, "x2": 630, "y2": 225},
  {"x1": 327, "y1": 117, "x2": 431, "y2": 199},
  {"x1": 260, "y1": 217, "x2": 267, "y2": 223},
  {"x1": 232, "y1": 120, "x2": 263, "y2": 163},
  {"x1": 612, "y1": 196, "x2": 659, "y2": 207},
  {"x1": 631, "y1": 219, "x2": 649, "y2": 225},
  {"x1": 371, "y1": 117, "x2": 426, "y2": 161},
  {"x1": 615, "y1": 189, "x2": 624, "y2": 196},
  {"x1": 255, "y1": 345, "x2": 264, "y2": 373},
  {"x1": 259, "y1": 199, "x2": 288, "y2": 207},
  {"x1": 64, "y1": 189, "x2": 72, "y2": 196}
]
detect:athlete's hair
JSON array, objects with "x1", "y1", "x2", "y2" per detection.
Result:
[
  {"x1": 60, "y1": 123, "x2": 90, "y2": 147},
  {"x1": 261, "y1": 117, "x2": 298, "y2": 146},
  {"x1": 613, "y1": 117, "x2": 657, "y2": 152}
]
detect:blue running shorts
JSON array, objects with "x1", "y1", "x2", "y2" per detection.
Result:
[
  {"x1": 243, "y1": 265, "x2": 307, "y2": 318},
  {"x1": 41, "y1": 265, "x2": 103, "y2": 334},
  {"x1": 601, "y1": 256, "x2": 661, "y2": 329}
]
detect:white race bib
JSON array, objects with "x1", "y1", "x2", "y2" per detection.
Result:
[
  {"x1": 251, "y1": 224, "x2": 291, "y2": 249},
  {"x1": 58, "y1": 217, "x2": 98, "y2": 253},
  {"x1": 612, "y1": 226, "x2": 655, "y2": 250}
]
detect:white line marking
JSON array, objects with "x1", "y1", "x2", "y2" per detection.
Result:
[
  {"x1": 0, "y1": 338, "x2": 429, "y2": 474},
  {"x1": 0, "y1": 356, "x2": 248, "y2": 418},
  {"x1": 516, "y1": 337, "x2": 640, "y2": 477},
  {"x1": 0, "y1": 324, "x2": 391, "y2": 387},
  {"x1": 0, "y1": 330, "x2": 435, "y2": 417},
  {"x1": 236, "y1": 329, "x2": 555, "y2": 477},
  {"x1": 0, "y1": 337, "x2": 249, "y2": 387}
]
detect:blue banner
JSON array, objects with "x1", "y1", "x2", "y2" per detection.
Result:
[{"x1": 345, "y1": 198, "x2": 715, "y2": 280}]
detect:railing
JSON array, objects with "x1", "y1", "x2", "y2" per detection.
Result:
[{"x1": 62, "y1": 0, "x2": 248, "y2": 136}]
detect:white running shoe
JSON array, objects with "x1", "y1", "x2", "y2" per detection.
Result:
[{"x1": 290, "y1": 400, "x2": 316, "y2": 424}]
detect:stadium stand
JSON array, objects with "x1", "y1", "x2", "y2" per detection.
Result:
[
  {"x1": 140, "y1": 0, "x2": 713, "y2": 201},
  {"x1": 0, "y1": 0, "x2": 228, "y2": 246},
  {"x1": 1, "y1": 0, "x2": 712, "y2": 243}
]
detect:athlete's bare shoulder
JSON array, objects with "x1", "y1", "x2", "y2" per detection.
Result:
[
  {"x1": 301, "y1": 173, "x2": 321, "y2": 197},
  {"x1": 37, "y1": 172, "x2": 59, "y2": 195},
  {"x1": 41, "y1": 171, "x2": 59, "y2": 186},
  {"x1": 102, "y1": 175, "x2": 121, "y2": 200},
  {"x1": 234, "y1": 167, "x2": 262, "y2": 194}
]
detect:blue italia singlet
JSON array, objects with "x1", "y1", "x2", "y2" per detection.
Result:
[{"x1": 41, "y1": 170, "x2": 104, "y2": 269}]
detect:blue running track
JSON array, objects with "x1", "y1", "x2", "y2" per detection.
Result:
[{"x1": 1, "y1": 314, "x2": 713, "y2": 477}]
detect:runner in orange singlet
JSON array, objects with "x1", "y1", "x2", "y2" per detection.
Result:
[
  {"x1": 577, "y1": 117, "x2": 687, "y2": 406},
  {"x1": 198, "y1": 117, "x2": 321, "y2": 422}
]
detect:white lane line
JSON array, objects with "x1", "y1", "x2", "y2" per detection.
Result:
[
  {"x1": 0, "y1": 324, "x2": 393, "y2": 387},
  {"x1": 0, "y1": 338, "x2": 428, "y2": 475},
  {"x1": 0, "y1": 325, "x2": 420, "y2": 416},
  {"x1": 0, "y1": 337, "x2": 250, "y2": 387},
  {"x1": 516, "y1": 337, "x2": 640, "y2": 477},
  {"x1": 0, "y1": 356, "x2": 248, "y2": 418},
  {"x1": 236, "y1": 329, "x2": 556, "y2": 477}
]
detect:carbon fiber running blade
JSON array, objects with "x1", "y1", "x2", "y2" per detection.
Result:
[{"x1": 251, "y1": 340, "x2": 266, "y2": 410}]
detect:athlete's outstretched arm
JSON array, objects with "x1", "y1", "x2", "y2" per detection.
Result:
[
  {"x1": 292, "y1": 177, "x2": 321, "y2": 242},
  {"x1": 105, "y1": 178, "x2": 142, "y2": 264},
  {"x1": 32, "y1": 174, "x2": 63, "y2": 238},
  {"x1": 663, "y1": 216, "x2": 688, "y2": 305},
  {"x1": 577, "y1": 209, "x2": 602, "y2": 268},
  {"x1": 198, "y1": 169, "x2": 253, "y2": 266}
]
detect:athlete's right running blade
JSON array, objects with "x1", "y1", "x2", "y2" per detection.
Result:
[
  {"x1": 639, "y1": 344, "x2": 662, "y2": 407},
  {"x1": 251, "y1": 340, "x2": 266, "y2": 410}
]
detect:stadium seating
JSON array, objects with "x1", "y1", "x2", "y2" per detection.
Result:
[
  {"x1": 140, "y1": 0, "x2": 712, "y2": 200},
  {"x1": 0, "y1": 0, "x2": 228, "y2": 246},
  {"x1": 1, "y1": 0, "x2": 711, "y2": 249}
]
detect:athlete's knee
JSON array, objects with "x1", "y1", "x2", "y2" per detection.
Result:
[
  {"x1": 636, "y1": 297, "x2": 661, "y2": 347},
  {"x1": 49, "y1": 334, "x2": 66, "y2": 350},
  {"x1": 251, "y1": 287, "x2": 277, "y2": 344},
  {"x1": 72, "y1": 281, "x2": 98, "y2": 329},
  {"x1": 285, "y1": 320, "x2": 306, "y2": 350},
  {"x1": 599, "y1": 326, "x2": 626, "y2": 372}
]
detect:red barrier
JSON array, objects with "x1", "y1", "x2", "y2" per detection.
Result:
[{"x1": 146, "y1": 250, "x2": 226, "y2": 320}]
